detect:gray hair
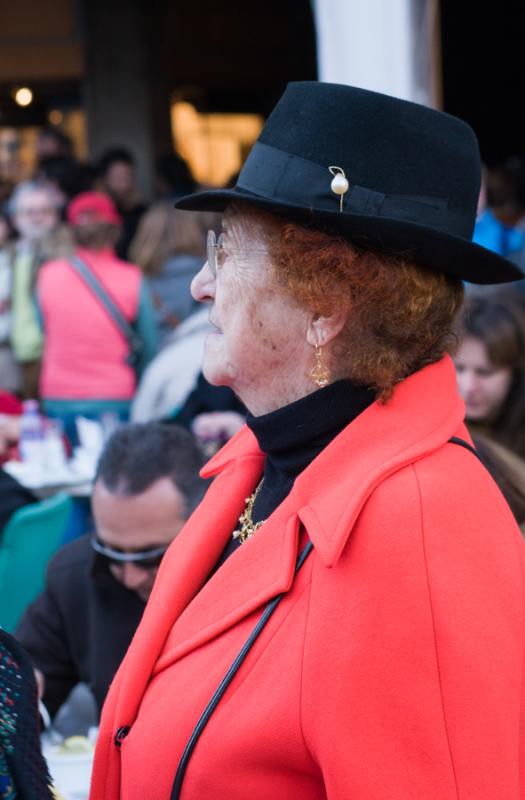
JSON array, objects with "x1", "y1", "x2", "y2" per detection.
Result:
[{"x1": 7, "y1": 180, "x2": 60, "y2": 217}]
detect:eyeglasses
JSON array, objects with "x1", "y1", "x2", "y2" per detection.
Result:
[
  {"x1": 207, "y1": 229, "x2": 225, "y2": 278},
  {"x1": 17, "y1": 206, "x2": 56, "y2": 218},
  {"x1": 206, "y1": 229, "x2": 268, "y2": 277},
  {"x1": 90, "y1": 536, "x2": 169, "y2": 570}
]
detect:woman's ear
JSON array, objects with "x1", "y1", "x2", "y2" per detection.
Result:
[{"x1": 306, "y1": 307, "x2": 348, "y2": 348}]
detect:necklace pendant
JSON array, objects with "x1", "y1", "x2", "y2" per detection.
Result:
[{"x1": 231, "y1": 479, "x2": 266, "y2": 544}]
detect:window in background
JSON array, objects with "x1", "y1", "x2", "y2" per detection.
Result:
[{"x1": 171, "y1": 101, "x2": 263, "y2": 188}]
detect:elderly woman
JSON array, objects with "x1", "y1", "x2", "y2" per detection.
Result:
[{"x1": 91, "y1": 83, "x2": 525, "y2": 799}]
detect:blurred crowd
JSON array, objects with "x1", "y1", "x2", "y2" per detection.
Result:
[
  {"x1": 2, "y1": 135, "x2": 525, "y2": 482},
  {"x1": 1, "y1": 135, "x2": 525, "y2": 514},
  {"x1": 0, "y1": 126, "x2": 246, "y2": 453}
]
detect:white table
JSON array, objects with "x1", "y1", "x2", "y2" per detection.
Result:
[{"x1": 3, "y1": 459, "x2": 95, "y2": 498}]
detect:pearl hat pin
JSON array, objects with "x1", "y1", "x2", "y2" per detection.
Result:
[{"x1": 329, "y1": 166, "x2": 349, "y2": 212}]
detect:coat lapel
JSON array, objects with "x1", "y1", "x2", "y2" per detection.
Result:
[
  {"x1": 111, "y1": 447, "x2": 264, "y2": 725},
  {"x1": 154, "y1": 500, "x2": 302, "y2": 673}
]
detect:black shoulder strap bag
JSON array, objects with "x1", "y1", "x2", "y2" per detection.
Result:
[
  {"x1": 164, "y1": 436, "x2": 482, "y2": 798},
  {"x1": 68, "y1": 255, "x2": 143, "y2": 369}
]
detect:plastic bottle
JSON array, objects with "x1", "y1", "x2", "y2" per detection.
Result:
[
  {"x1": 43, "y1": 418, "x2": 68, "y2": 473},
  {"x1": 19, "y1": 399, "x2": 44, "y2": 464}
]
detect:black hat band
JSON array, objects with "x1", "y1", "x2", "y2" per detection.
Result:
[{"x1": 236, "y1": 142, "x2": 468, "y2": 237}]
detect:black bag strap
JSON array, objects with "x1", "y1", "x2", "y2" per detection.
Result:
[
  {"x1": 170, "y1": 539, "x2": 314, "y2": 799},
  {"x1": 448, "y1": 436, "x2": 483, "y2": 463},
  {"x1": 68, "y1": 255, "x2": 142, "y2": 355}
]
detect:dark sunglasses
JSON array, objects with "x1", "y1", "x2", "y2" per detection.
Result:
[{"x1": 90, "y1": 536, "x2": 168, "y2": 570}]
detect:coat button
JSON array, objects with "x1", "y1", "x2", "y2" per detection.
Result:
[{"x1": 114, "y1": 726, "x2": 130, "y2": 748}]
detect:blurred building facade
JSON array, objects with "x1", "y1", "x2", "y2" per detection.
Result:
[
  {"x1": 0, "y1": 0, "x2": 316, "y2": 196},
  {"x1": 0, "y1": 0, "x2": 522, "y2": 197}
]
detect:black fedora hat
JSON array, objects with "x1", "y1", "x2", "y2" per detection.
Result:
[{"x1": 175, "y1": 81, "x2": 522, "y2": 285}]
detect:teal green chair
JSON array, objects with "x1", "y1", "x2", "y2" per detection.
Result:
[{"x1": 0, "y1": 493, "x2": 72, "y2": 632}]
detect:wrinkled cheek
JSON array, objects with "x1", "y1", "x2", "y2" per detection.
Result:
[{"x1": 246, "y1": 306, "x2": 282, "y2": 356}]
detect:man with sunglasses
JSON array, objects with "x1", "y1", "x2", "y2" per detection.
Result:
[{"x1": 16, "y1": 422, "x2": 206, "y2": 720}]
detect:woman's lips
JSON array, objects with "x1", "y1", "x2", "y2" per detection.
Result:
[{"x1": 465, "y1": 400, "x2": 486, "y2": 415}]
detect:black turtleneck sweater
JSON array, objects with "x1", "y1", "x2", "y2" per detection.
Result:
[{"x1": 213, "y1": 379, "x2": 376, "y2": 572}]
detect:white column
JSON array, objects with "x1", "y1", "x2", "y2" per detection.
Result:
[{"x1": 312, "y1": 0, "x2": 441, "y2": 107}]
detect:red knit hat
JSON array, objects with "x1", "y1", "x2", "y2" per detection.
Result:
[{"x1": 67, "y1": 192, "x2": 122, "y2": 225}]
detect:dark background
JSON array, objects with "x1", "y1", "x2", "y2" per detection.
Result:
[
  {"x1": 440, "y1": 0, "x2": 525, "y2": 165},
  {"x1": 1, "y1": 0, "x2": 523, "y2": 174}
]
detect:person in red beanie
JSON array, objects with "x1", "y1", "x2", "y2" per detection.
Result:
[
  {"x1": 0, "y1": 390, "x2": 22, "y2": 464},
  {"x1": 36, "y1": 191, "x2": 157, "y2": 444}
]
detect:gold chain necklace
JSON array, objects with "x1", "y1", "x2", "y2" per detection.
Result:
[{"x1": 232, "y1": 479, "x2": 265, "y2": 544}]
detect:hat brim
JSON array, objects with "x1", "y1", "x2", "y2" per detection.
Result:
[{"x1": 176, "y1": 187, "x2": 524, "y2": 286}]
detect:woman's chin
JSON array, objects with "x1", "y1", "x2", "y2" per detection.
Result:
[
  {"x1": 201, "y1": 359, "x2": 234, "y2": 390},
  {"x1": 465, "y1": 406, "x2": 489, "y2": 422}
]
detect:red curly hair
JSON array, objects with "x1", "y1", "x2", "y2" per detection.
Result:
[{"x1": 234, "y1": 203, "x2": 464, "y2": 400}]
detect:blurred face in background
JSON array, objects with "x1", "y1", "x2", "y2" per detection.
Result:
[
  {"x1": 13, "y1": 188, "x2": 59, "y2": 243},
  {"x1": 454, "y1": 335, "x2": 513, "y2": 422},
  {"x1": 103, "y1": 161, "x2": 136, "y2": 206},
  {"x1": 36, "y1": 130, "x2": 72, "y2": 162}
]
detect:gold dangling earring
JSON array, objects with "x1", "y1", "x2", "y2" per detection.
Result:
[{"x1": 310, "y1": 345, "x2": 330, "y2": 388}]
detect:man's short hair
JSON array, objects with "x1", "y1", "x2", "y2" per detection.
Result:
[{"x1": 96, "y1": 423, "x2": 207, "y2": 517}]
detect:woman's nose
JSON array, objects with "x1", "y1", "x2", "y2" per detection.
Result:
[
  {"x1": 191, "y1": 261, "x2": 215, "y2": 302},
  {"x1": 458, "y1": 370, "x2": 479, "y2": 396}
]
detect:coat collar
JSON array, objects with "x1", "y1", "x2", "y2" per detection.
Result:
[
  {"x1": 202, "y1": 355, "x2": 466, "y2": 567},
  {"x1": 153, "y1": 487, "x2": 301, "y2": 674}
]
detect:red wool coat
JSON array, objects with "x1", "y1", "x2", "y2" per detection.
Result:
[{"x1": 90, "y1": 356, "x2": 525, "y2": 799}]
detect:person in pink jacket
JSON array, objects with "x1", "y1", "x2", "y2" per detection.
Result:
[
  {"x1": 91, "y1": 83, "x2": 525, "y2": 799},
  {"x1": 37, "y1": 192, "x2": 157, "y2": 443}
]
